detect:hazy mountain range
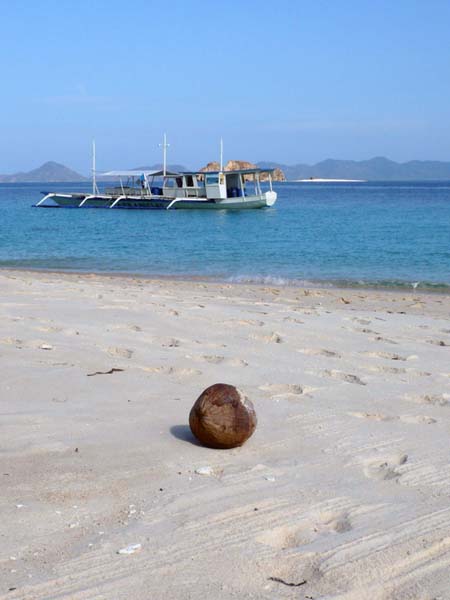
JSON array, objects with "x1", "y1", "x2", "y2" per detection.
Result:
[
  {"x1": 2, "y1": 157, "x2": 450, "y2": 182},
  {"x1": 256, "y1": 157, "x2": 450, "y2": 181}
]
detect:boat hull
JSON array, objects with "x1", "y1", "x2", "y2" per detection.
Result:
[{"x1": 37, "y1": 191, "x2": 277, "y2": 210}]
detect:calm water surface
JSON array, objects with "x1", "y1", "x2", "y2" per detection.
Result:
[{"x1": 0, "y1": 181, "x2": 449, "y2": 290}]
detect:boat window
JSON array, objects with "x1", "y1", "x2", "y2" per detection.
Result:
[
  {"x1": 206, "y1": 175, "x2": 219, "y2": 185},
  {"x1": 176, "y1": 177, "x2": 183, "y2": 187},
  {"x1": 165, "y1": 178, "x2": 175, "y2": 188},
  {"x1": 186, "y1": 175, "x2": 194, "y2": 187}
]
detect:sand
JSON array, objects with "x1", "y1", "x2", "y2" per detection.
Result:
[{"x1": 1, "y1": 269, "x2": 450, "y2": 599}]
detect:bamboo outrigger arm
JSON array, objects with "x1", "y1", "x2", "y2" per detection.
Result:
[{"x1": 109, "y1": 195, "x2": 126, "y2": 208}]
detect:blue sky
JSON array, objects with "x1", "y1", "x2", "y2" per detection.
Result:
[{"x1": 0, "y1": 0, "x2": 449, "y2": 173}]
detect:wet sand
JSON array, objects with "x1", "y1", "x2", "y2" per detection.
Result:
[{"x1": 1, "y1": 269, "x2": 450, "y2": 599}]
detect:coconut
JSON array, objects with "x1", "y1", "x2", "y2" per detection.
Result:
[{"x1": 189, "y1": 383, "x2": 257, "y2": 449}]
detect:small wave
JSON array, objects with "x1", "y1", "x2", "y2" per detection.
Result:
[
  {"x1": 223, "y1": 274, "x2": 450, "y2": 293},
  {"x1": 225, "y1": 274, "x2": 319, "y2": 287}
]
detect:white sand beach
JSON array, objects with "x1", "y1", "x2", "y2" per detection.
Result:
[{"x1": 1, "y1": 270, "x2": 450, "y2": 599}]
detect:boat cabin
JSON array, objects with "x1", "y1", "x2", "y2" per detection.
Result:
[
  {"x1": 202, "y1": 168, "x2": 272, "y2": 199},
  {"x1": 102, "y1": 169, "x2": 180, "y2": 197},
  {"x1": 100, "y1": 167, "x2": 274, "y2": 201}
]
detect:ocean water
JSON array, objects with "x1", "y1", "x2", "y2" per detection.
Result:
[{"x1": 0, "y1": 181, "x2": 449, "y2": 290}]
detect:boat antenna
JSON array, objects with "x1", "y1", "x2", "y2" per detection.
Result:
[
  {"x1": 220, "y1": 137, "x2": 224, "y2": 172},
  {"x1": 92, "y1": 139, "x2": 98, "y2": 194},
  {"x1": 159, "y1": 133, "x2": 170, "y2": 176}
]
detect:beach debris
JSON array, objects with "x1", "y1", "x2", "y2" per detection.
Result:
[
  {"x1": 268, "y1": 576, "x2": 307, "y2": 587},
  {"x1": 264, "y1": 475, "x2": 276, "y2": 482},
  {"x1": 194, "y1": 465, "x2": 223, "y2": 478},
  {"x1": 195, "y1": 466, "x2": 214, "y2": 476},
  {"x1": 39, "y1": 343, "x2": 53, "y2": 350},
  {"x1": 189, "y1": 383, "x2": 257, "y2": 449},
  {"x1": 117, "y1": 543, "x2": 142, "y2": 555},
  {"x1": 340, "y1": 297, "x2": 351, "y2": 304},
  {"x1": 87, "y1": 368, "x2": 124, "y2": 377}
]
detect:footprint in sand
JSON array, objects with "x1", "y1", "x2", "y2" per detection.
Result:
[
  {"x1": 257, "y1": 523, "x2": 313, "y2": 549},
  {"x1": 201, "y1": 355, "x2": 225, "y2": 364},
  {"x1": 188, "y1": 355, "x2": 248, "y2": 367},
  {"x1": 399, "y1": 415, "x2": 437, "y2": 425},
  {"x1": 259, "y1": 383, "x2": 304, "y2": 397},
  {"x1": 107, "y1": 347, "x2": 134, "y2": 359},
  {"x1": 283, "y1": 316, "x2": 304, "y2": 324},
  {"x1": 161, "y1": 338, "x2": 181, "y2": 348},
  {"x1": 35, "y1": 325, "x2": 63, "y2": 333},
  {"x1": 361, "y1": 351, "x2": 410, "y2": 361},
  {"x1": 351, "y1": 318, "x2": 372, "y2": 325},
  {"x1": 405, "y1": 393, "x2": 450, "y2": 407},
  {"x1": 226, "y1": 319, "x2": 265, "y2": 327},
  {"x1": 324, "y1": 370, "x2": 366, "y2": 386},
  {"x1": 317, "y1": 511, "x2": 352, "y2": 534},
  {"x1": 257, "y1": 511, "x2": 351, "y2": 550},
  {"x1": 142, "y1": 366, "x2": 202, "y2": 377},
  {"x1": 363, "y1": 453, "x2": 408, "y2": 481},
  {"x1": 348, "y1": 411, "x2": 395, "y2": 422},
  {"x1": 226, "y1": 358, "x2": 249, "y2": 367},
  {"x1": 364, "y1": 365, "x2": 407, "y2": 375},
  {"x1": 372, "y1": 336, "x2": 398, "y2": 345},
  {"x1": 251, "y1": 332, "x2": 283, "y2": 344},
  {"x1": 354, "y1": 327, "x2": 380, "y2": 335},
  {"x1": 298, "y1": 348, "x2": 341, "y2": 358},
  {"x1": 426, "y1": 339, "x2": 450, "y2": 347},
  {"x1": 1, "y1": 337, "x2": 25, "y2": 348}
]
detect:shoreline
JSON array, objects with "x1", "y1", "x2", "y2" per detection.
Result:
[{"x1": 1, "y1": 265, "x2": 449, "y2": 296}]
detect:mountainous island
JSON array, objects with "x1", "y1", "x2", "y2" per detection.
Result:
[
  {"x1": 0, "y1": 161, "x2": 87, "y2": 183},
  {"x1": 257, "y1": 157, "x2": 450, "y2": 181},
  {"x1": 2, "y1": 157, "x2": 450, "y2": 182}
]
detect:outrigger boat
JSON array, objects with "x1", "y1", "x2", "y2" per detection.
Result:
[
  {"x1": 36, "y1": 168, "x2": 277, "y2": 210},
  {"x1": 35, "y1": 138, "x2": 277, "y2": 210}
]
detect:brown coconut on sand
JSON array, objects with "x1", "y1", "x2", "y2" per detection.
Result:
[{"x1": 189, "y1": 383, "x2": 257, "y2": 449}]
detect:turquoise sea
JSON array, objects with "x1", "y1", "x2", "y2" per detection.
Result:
[{"x1": 0, "y1": 181, "x2": 449, "y2": 290}]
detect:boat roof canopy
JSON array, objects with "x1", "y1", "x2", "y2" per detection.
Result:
[
  {"x1": 100, "y1": 167, "x2": 274, "y2": 178},
  {"x1": 185, "y1": 168, "x2": 275, "y2": 176},
  {"x1": 100, "y1": 169, "x2": 180, "y2": 178}
]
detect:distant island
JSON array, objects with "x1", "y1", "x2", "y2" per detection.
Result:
[
  {"x1": 257, "y1": 157, "x2": 450, "y2": 181},
  {"x1": 2, "y1": 156, "x2": 450, "y2": 182},
  {"x1": 0, "y1": 161, "x2": 87, "y2": 183}
]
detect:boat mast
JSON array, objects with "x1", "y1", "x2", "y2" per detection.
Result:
[
  {"x1": 220, "y1": 137, "x2": 223, "y2": 171},
  {"x1": 159, "y1": 133, "x2": 170, "y2": 176},
  {"x1": 92, "y1": 139, "x2": 98, "y2": 194}
]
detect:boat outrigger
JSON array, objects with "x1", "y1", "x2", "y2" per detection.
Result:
[
  {"x1": 35, "y1": 137, "x2": 277, "y2": 210},
  {"x1": 36, "y1": 168, "x2": 277, "y2": 210}
]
